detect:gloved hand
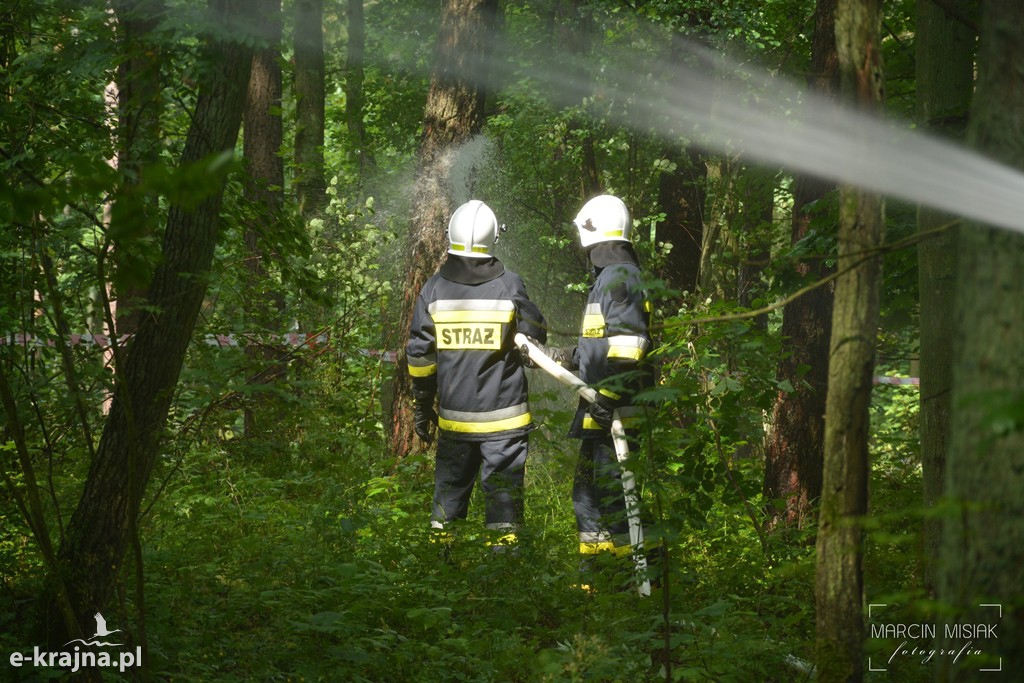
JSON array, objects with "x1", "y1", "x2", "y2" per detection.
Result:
[
  {"x1": 519, "y1": 336, "x2": 541, "y2": 368},
  {"x1": 413, "y1": 400, "x2": 437, "y2": 443},
  {"x1": 546, "y1": 346, "x2": 578, "y2": 370},
  {"x1": 588, "y1": 392, "x2": 619, "y2": 431}
]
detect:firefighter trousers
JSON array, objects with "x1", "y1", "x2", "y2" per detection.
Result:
[
  {"x1": 431, "y1": 433, "x2": 527, "y2": 533},
  {"x1": 573, "y1": 436, "x2": 630, "y2": 551}
]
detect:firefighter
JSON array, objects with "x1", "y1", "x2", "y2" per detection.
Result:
[
  {"x1": 562, "y1": 194, "x2": 653, "y2": 582},
  {"x1": 405, "y1": 199, "x2": 547, "y2": 551}
]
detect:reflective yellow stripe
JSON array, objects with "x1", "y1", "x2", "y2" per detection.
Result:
[
  {"x1": 408, "y1": 362, "x2": 437, "y2": 377},
  {"x1": 598, "y1": 388, "x2": 621, "y2": 400},
  {"x1": 580, "y1": 541, "x2": 615, "y2": 554},
  {"x1": 450, "y1": 243, "x2": 490, "y2": 254},
  {"x1": 582, "y1": 408, "x2": 643, "y2": 430},
  {"x1": 439, "y1": 412, "x2": 532, "y2": 434},
  {"x1": 606, "y1": 335, "x2": 650, "y2": 361},
  {"x1": 607, "y1": 345, "x2": 645, "y2": 360},
  {"x1": 429, "y1": 299, "x2": 515, "y2": 324},
  {"x1": 611, "y1": 543, "x2": 634, "y2": 557},
  {"x1": 407, "y1": 354, "x2": 437, "y2": 376},
  {"x1": 582, "y1": 302, "x2": 606, "y2": 338},
  {"x1": 486, "y1": 532, "x2": 518, "y2": 547},
  {"x1": 436, "y1": 322, "x2": 502, "y2": 349},
  {"x1": 432, "y1": 310, "x2": 514, "y2": 324}
]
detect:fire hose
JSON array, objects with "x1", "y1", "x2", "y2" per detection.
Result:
[{"x1": 515, "y1": 333, "x2": 650, "y2": 596}]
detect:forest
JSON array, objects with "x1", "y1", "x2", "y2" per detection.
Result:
[{"x1": 1, "y1": 0, "x2": 1022, "y2": 681}]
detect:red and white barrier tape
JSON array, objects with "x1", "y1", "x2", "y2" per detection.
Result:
[
  {"x1": 2, "y1": 332, "x2": 331, "y2": 349},
  {"x1": 1, "y1": 334, "x2": 919, "y2": 384},
  {"x1": 873, "y1": 376, "x2": 919, "y2": 386}
]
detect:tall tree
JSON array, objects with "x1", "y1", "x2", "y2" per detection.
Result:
[
  {"x1": 553, "y1": 0, "x2": 599, "y2": 197},
  {"x1": 109, "y1": 0, "x2": 165, "y2": 337},
  {"x1": 656, "y1": 25, "x2": 710, "y2": 295},
  {"x1": 345, "y1": 0, "x2": 373, "y2": 177},
  {"x1": 242, "y1": 0, "x2": 285, "y2": 435},
  {"x1": 294, "y1": 0, "x2": 327, "y2": 218},
  {"x1": 388, "y1": 0, "x2": 500, "y2": 458},
  {"x1": 938, "y1": 2, "x2": 1024, "y2": 675},
  {"x1": 914, "y1": 0, "x2": 975, "y2": 597},
  {"x1": 814, "y1": 0, "x2": 883, "y2": 679},
  {"x1": 51, "y1": 0, "x2": 253, "y2": 640},
  {"x1": 764, "y1": 0, "x2": 839, "y2": 531}
]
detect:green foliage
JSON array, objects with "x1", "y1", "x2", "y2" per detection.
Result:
[{"x1": 0, "y1": 0, "x2": 939, "y2": 680}]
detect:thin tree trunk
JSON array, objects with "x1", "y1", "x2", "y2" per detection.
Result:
[
  {"x1": 51, "y1": 0, "x2": 252, "y2": 642},
  {"x1": 656, "y1": 31, "x2": 708, "y2": 296},
  {"x1": 294, "y1": 0, "x2": 327, "y2": 218},
  {"x1": 814, "y1": 1, "x2": 883, "y2": 679},
  {"x1": 242, "y1": 0, "x2": 285, "y2": 436},
  {"x1": 345, "y1": 0, "x2": 373, "y2": 177},
  {"x1": 914, "y1": 0, "x2": 974, "y2": 598},
  {"x1": 938, "y1": 3, "x2": 1024, "y2": 677},
  {"x1": 109, "y1": 0, "x2": 165, "y2": 337},
  {"x1": 764, "y1": 0, "x2": 838, "y2": 531},
  {"x1": 388, "y1": 0, "x2": 499, "y2": 459}
]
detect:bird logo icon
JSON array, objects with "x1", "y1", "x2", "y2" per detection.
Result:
[{"x1": 64, "y1": 613, "x2": 123, "y2": 647}]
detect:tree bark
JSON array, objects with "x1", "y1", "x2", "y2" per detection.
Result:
[
  {"x1": 242, "y1": 0, "x2": 285, "y2": 436},
  {"x1": 294, "y1": 0, "x2": 327, "y2": 218},
  {"x1": 814, "y1": 1, "x2": 883, "y2": 680},
  {"x1": 914, "y1": 0, "x2": 974, "y2": 599},
  {"x1": 109, "y1": 0, "x2": 165, "y2": 337},
  {"x1": 51, "y1": 0, "x2": 252, "y2": 641},
  {"x1": 656, "y1": 31, "x2": 708, "y2": 296},
  {"x1": 345, "y1": 0, "x2": 373, "y2": 177},
  {"x1": 764, "y1": 0, "x2": 838, "y2": 531},
  {"x1": 938, "y1": 3, "x2": 1024, "y2": 677},
  {"x1": 388, "y1": 0, "x2": 499, "y2": 459}
]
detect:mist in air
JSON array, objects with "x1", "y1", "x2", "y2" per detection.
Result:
[{"x1": 412, "y1": 11, "x2": 1024, "y2": 237}]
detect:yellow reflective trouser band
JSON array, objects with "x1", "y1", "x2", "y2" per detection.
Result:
[
  {"x1": 579, "y1": 542, "x2": 634, "y2": 557},
  {"x1": 580, "y1": 541, "x2": 616, "y2": 554},
  {"x1": 439, "y1": 403, "x2": 531, "y2": 434},
  {"x1": 486, "y1": 533, "x2": 518, "y2": 547}
]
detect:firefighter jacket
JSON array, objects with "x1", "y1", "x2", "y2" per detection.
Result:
[
  {"x1": 569, "y1": 242, "x2": 653, "y2": 438},
  {"x1": 406, "y1": 255, "x2": 547, "y2": 441}
]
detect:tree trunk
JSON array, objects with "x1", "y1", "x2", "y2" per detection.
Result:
[
  {"x1": 109, "y1": 0, "x2": 165, "y2": 337},
  {"x1": 553, "y1": 0, "x2": 599, "y2": 197},
  {"x1": 388, "y1": 0, "x2": 499, "y2": 459},
  {"x1": 764, "y1": 0, "x2": 838, "y2": 531},
  {"x1": 814, "y1": 1, "x2": 883, "y2": 680},
  {"x1": 914, "y1": 0, "x2": 974, "y2": 599},
  {"x1": 242, "y1": 0, "x2": 285, "y2": 436},
  {"x1": 656, "y1": 31, "x2": 708, "y2": 296},
  {"x1": 938, "y1": 3, "x2": 1024, "y2": 677},
  {"x1": 294, "y1": 0, "x2": 327, "y2": 218},
  {"x1": 345, "y1": 0, "x2": 373, "y2": 177},
  {"x1": 51, "y1": 0, "x2": 252, "y2": 642}
]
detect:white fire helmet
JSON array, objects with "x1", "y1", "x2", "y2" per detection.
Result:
[
  {"x1": 573, "y1": 194, "x2": 632, "y2": 249},
  {"x1": 447, "y1": 200, "x2": 501, "y2": 258}
]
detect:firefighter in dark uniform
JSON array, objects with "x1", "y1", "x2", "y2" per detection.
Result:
[
  {"x1": 406, "y1": 200, "x2": 547, "y2": 549},
  {"x1": 562, "y1": 194, "x2": 653, "y2": 577}
]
